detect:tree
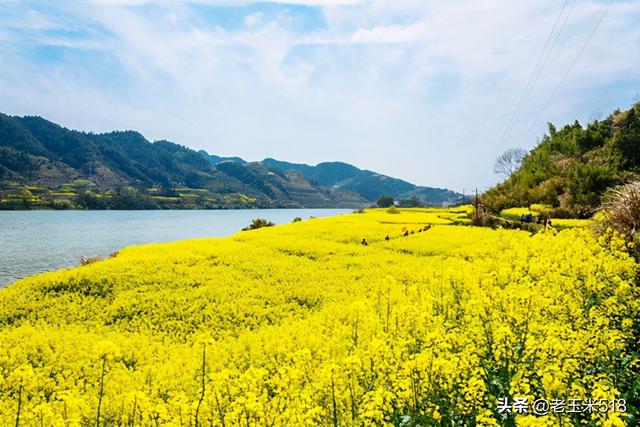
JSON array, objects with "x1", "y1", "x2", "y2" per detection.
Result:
[
  {"x1": 399, "y1": 196, "x2": 423, "y2": 207},
  {"x1": 111, "y1": 187, "x2": 160, "y2": 210},
  {"x1": 376, "y1": 195, "x2": 395, "y2": 208},
  {"x1": 20, "y1": 187, "x2": 33, "y2": 200},
  {"x1": 612, "y1": 107, "x2": 640, "y2": 169},
  {"x1": 494, "y1": 148, "x2": 527, "y2": 178},
  {"x1": 77, "y1": 191, "x2": 108, "y2": 209}
]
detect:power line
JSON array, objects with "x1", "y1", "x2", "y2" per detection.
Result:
[
  {"x1": 507, "y1": 0, "x2": 577, "y2": 140},
  {"x1": 479, "y1": 0, "x2": 576, "y2": 188},
  {"x1": 519, "y1": 0, "x2": 615, "y2": 147},
  {"x1": 491, "y1": 0, "x2": 574, "y2": 162}
]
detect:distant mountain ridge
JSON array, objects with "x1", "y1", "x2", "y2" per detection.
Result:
[
  {"x1": 0, "y1": 112, "x2": 460, "y2": 209},
  {"x1": 258, "y1": 158, "x2": 459, "y2": 204},
  {"x1": 197, "y1": 151, "x2": 246, "y2": 166},
  {"x1": 196, "y1": 154, "x2": 459, "y2": 204}
]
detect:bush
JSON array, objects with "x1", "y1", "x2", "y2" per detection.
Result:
[
  {"x1": 111, "y1": 187, "x2": 160, "y2": 210},
  {"x1": 597, "y1": 181, "x2": 640, "y2": 244},
  {"x1": 242, "y1": 218, "x2": 275, "y2": 231},
  {"x1": 386, "y1": 206, "x2": 400, "y2": 214},
  {"x1": 51, "y1": 199, "x2": 75, "y2": 210},
  {"x1": 548, "y1": 205, "x2": 593, "y2": 219},
  {"x1": 76, "y1": 191, "x2": 108, "y2": 209},
  {"x1": 292, "y1": 217, "x2": 302, "y2": 223},
  {"x1": 377, "y1": 195, "x2": 395, "y2": 208},
  {"x1": 399, "y1": 196, "x2": 423, "y2": 207}
]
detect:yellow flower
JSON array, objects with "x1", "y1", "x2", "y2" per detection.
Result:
[{"x1": 0, "y1": 208, "x2": 637, "y2": 425}]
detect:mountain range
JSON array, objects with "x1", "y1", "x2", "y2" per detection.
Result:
[{"x1": 0, "y1": 113, "x2": 460, "y2": 209}]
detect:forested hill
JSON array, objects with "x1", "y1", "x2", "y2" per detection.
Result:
[
  {"x1": 197, "y1": 156, "x2": 459, "y2": 205},
  {"x1": 260, "y1": 159, "x2": 459, "y2": 204},
  {"x1": 484, "y1": 103, "x2": 640, "y2": 217},
  {"x1": 0, "y1": 113, "x2": 460, "y2": 209}
]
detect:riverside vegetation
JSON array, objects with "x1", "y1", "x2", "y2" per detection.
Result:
[
  {"x1": 0, "y1": 207, "x2": 638, "y2": 426},
  {"x1": 0, "y1": 113, "x2": 460, "y2": 210},
  {"x1": 484, "y1": 103, "x2": 640, "y2": 218}
]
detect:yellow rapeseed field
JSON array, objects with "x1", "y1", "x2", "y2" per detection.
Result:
[{"x1": 0, "y1": 208, "x2": 638, "y2": 426}]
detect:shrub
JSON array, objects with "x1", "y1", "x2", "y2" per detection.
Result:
[
  {"x1": 51, "y1": 199, "x2": 74, "y2": 210},
  {"x1": 398, "y1": 196, "x2": 423, "y2": 207},
  {"x1": 386, "y1": 206, "x2": 400, "y2": 214},
  {"x1": 472, "y1": 209, "x2": 499, "y2": 228},
  {"x1": 549, "y1": 205, "x2": 593, "y2": 219},
  {"x1": 597, "y1": 181, "x2": 640, "y2": 244},
  {"x1": 242, "y1": 218, "x2": 275, "y2": 231},
  {"x1": 76, "y1": 191, "x2": 108, "y2": 209},
  {"x1": 111, "y1": 187, "x2": 160, "y2": 210},
  {"x1": 292, "y1": 217, "x2": 302, "y2": 223},
  {"x1": 377, "y1": 195, "x2": 395, "y2": 208},
  {"x1": 548, "y1": 207, "x2": 574, "y2": 219}
]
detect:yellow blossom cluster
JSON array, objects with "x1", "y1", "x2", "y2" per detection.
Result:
[{"x1": 0, "y1": 208, "x2": 637, "y2": 426}]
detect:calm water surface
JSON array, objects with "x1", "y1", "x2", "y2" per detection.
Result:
[{"x1": 0, "y1": 209, "x2": 349, "y2": 287}]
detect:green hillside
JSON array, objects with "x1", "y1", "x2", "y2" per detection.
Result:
[
  {"x1": 484, "y1": 103, "x2": 640, "y2": 217},
  {"x1": 0, "y1": 113, "x2": 460, "y2": 209},
  {"x1": 260, "y1": 158, "x2": 460, "y2": 204}
]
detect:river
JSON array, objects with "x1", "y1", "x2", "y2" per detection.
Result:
[{"x1": 0, "y1": 209, "x2": 349, "y2": 286}]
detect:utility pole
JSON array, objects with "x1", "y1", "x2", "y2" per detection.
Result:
[{"x1": 474, "y1": 188, "x2": 479, "y2": 223}]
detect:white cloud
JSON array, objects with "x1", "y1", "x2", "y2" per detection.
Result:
[
  {"x1": 351, "y1": 22, "x2": 425, "y2": 44},
  {"x1": 1, "y1": 0, "x2": 639, "y2": 190},
  {"x1": 244, "y1": 12, "x2": 262, "y2": 27}
]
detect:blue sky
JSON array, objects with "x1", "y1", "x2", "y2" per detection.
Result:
[{"x1": 1, "y1": 0, "x2": 639, "y2": 191}]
